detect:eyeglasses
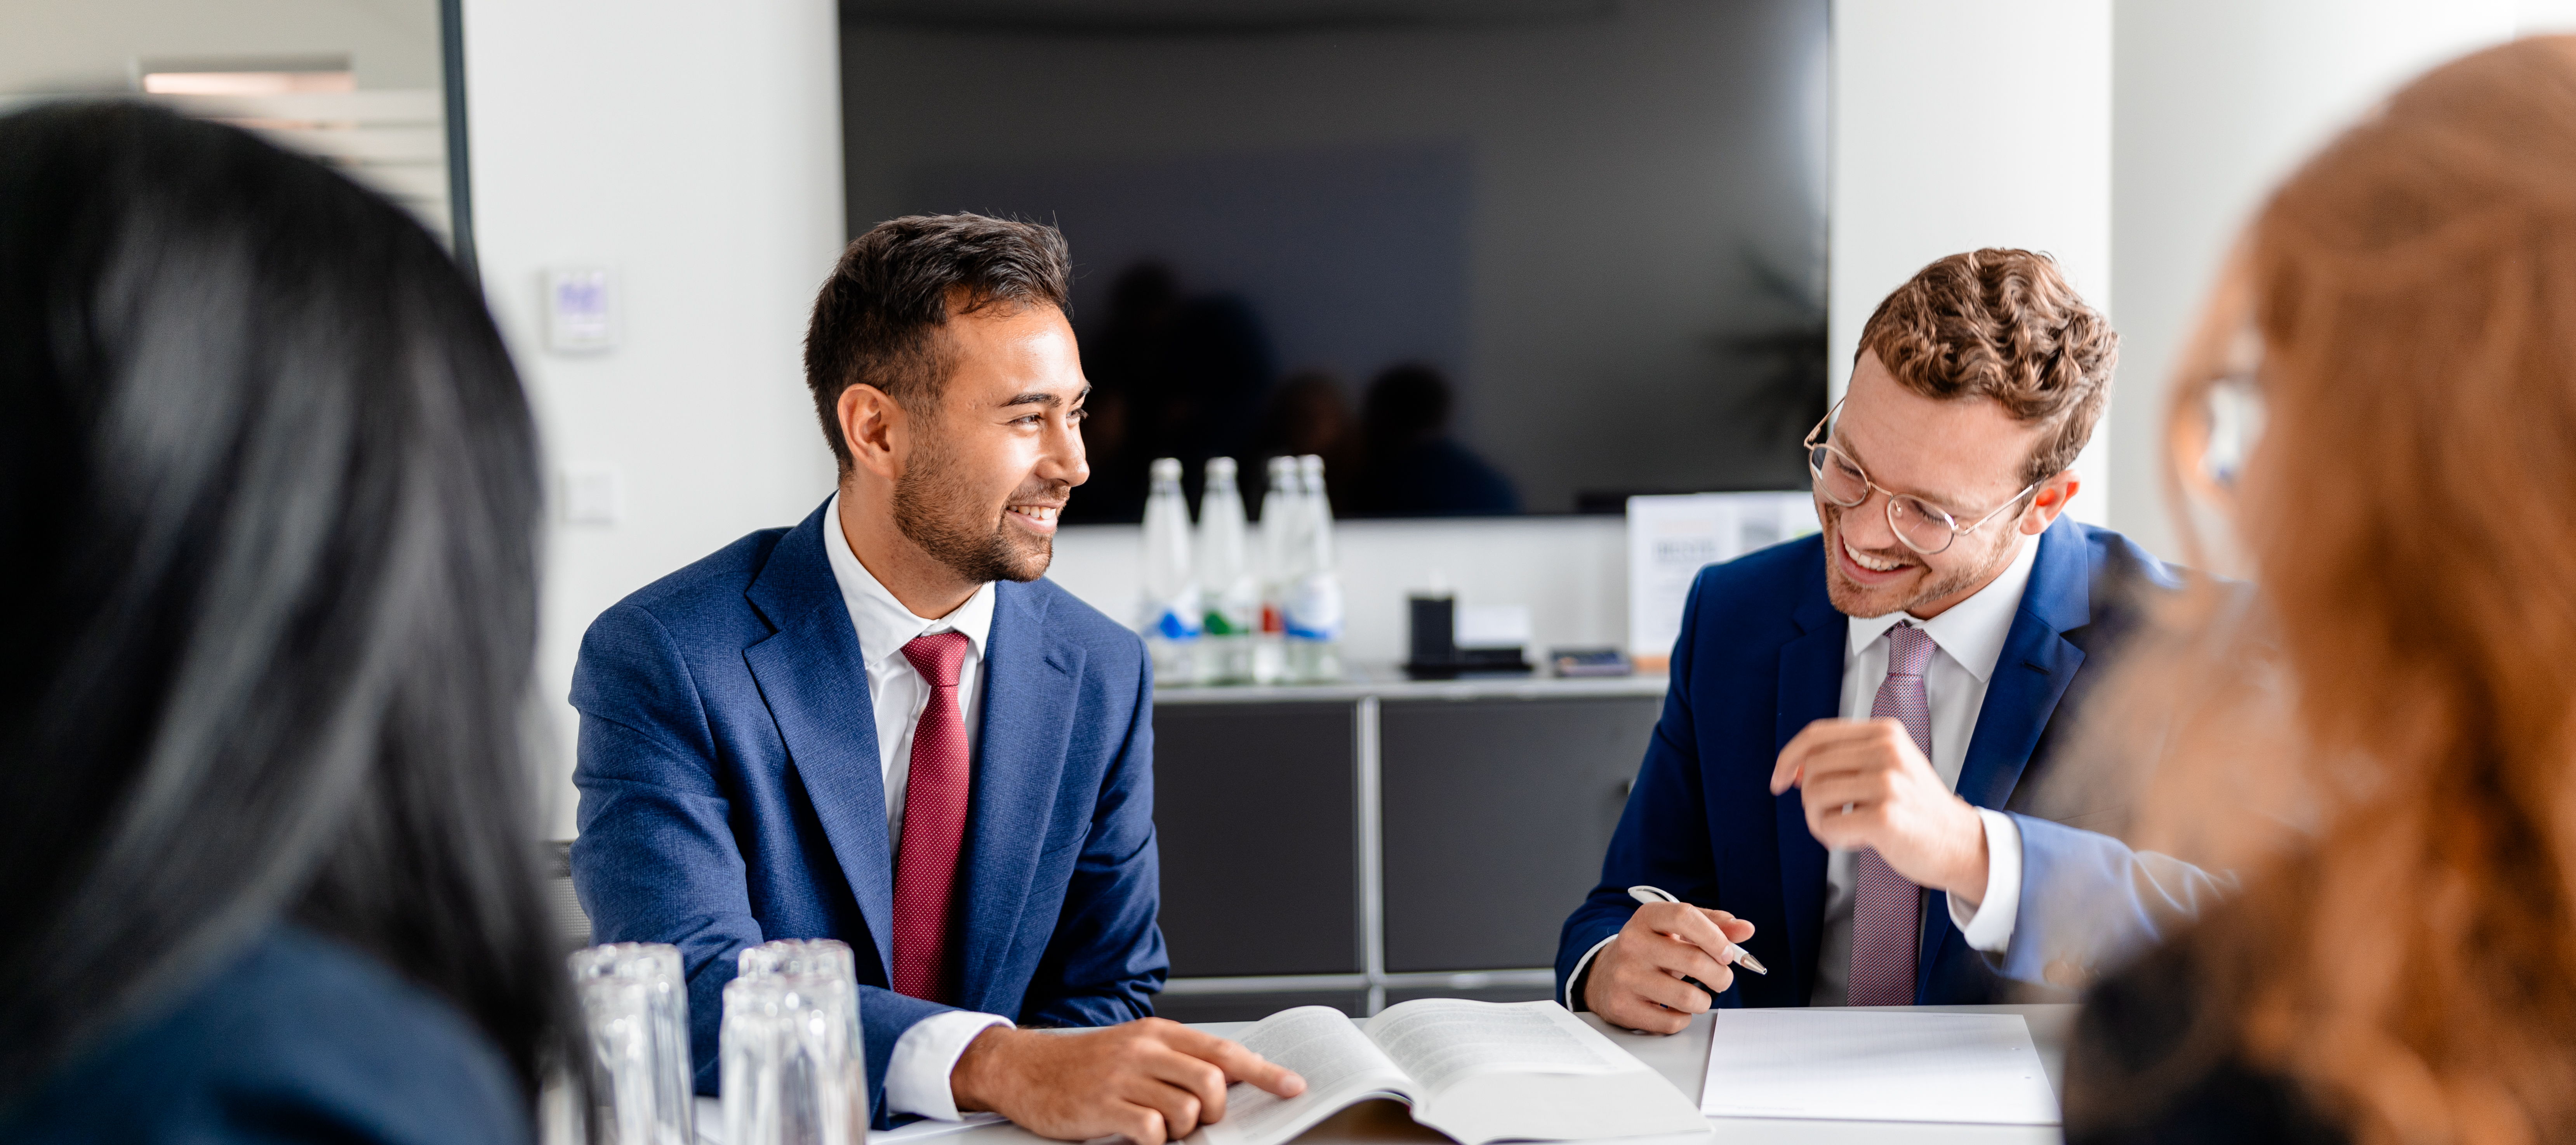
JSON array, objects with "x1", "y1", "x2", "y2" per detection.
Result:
[{"x1": 1803, "y1": 402, "x2": 2046, "y2": 556}]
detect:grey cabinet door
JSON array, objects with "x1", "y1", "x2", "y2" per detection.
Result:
[
  {"x1": 1152, "y1": 703, "x2": 1359, "y2": 976},
  {"x1": 1380, "y1": 696, "x2": 1660, "y2": 972}
]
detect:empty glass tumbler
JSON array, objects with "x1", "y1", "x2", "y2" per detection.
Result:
[
  {"x1": 568, "y1": 942, "x2": 696, "y2": 1145},
  {"x1": 722, "y1": 971, "x2": 862, "y2": 1145}
]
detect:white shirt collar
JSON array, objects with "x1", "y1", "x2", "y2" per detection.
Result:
[
  {"x1": 822, "y1": 491, "x2": 997, "y2": 670},
  {"x1": 1845, "y1": 530, "x2": 2042, "y2": 684}
]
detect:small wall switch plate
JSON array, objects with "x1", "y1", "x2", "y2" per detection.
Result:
[
  {"x1": 561, "y1": 465, "x2": 624, "y2": 525},
  {"x1": 544, "y1": 267, "x2": 616, "y2": 353}
]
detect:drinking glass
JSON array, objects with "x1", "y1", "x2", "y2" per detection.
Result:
[
  {"x1": 568, "y1": 942, "x2": 695, "y2": 1145},
  {"x1": 722, "y1": 972, "x2": 861, "y2": 1145}
]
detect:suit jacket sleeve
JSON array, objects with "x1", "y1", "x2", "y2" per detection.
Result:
[
  {"x1": 1994, "y1": 814, "x2": 2238, "y2": 986},
  {"x1": 569, "y1": 601, "x2": 952, "y2": 1099},
  {"x1": 1019, "y1": 649, "x2": 1165, "y2": 1027},
  {"x1": 1555, "y1": 566, "x2": 1735, "y2": 1008}
]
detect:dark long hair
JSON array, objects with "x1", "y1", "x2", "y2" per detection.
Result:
[{"x1": 0, "y1": 102, "x2": 569, "y2": 1105}]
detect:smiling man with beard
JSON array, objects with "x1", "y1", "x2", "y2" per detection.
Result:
[
  {"x1": 570, "y1": 215, "x2": 1302, "y2": 1143},
  {"x1": 1557, "y1": 249, "x2": 2228, "y2": 1032}
]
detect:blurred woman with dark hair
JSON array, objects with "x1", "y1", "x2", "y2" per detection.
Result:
[
  {"x1": 0, "y1": 103, "x2": 568, "y2": 1142},
  {"x1": 2061, "y1": 36, "x2": 2576, "y2": 1145}
]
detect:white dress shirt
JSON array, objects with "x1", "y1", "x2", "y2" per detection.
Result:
[
  {"x1": 1807, "y1": 534, "x2": 2034, "y2": 1005},
  {"x1": 1567, "y1": 534, "x2": 2034, "y2": 1010},
  {"x1": 820, "y1": 492, "x2": 1012, "y2": 1120}
]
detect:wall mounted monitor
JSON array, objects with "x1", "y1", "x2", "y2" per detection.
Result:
[{"x1": 841, "y1": 0, "x2": 1827, "y2": 521}]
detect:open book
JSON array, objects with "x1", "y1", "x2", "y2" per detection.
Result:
[{"x1": 1192, "y1": 1000, "x2": 1708, "y2": 1145}]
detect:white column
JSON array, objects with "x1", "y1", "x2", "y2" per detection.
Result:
[
  {"x1": 464, "y1": 0, "x2": 847, "y2": 837},
  {"x1": 2106, "y1": 0, "x2": 2518, "y2": 557},
  {"x1": 1829, "y1": 0, "x2": 2114, "y2": 522}
]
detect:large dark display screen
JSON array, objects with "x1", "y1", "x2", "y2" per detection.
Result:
[{"x1": 840, "y1": 0, "x2": 1828, "y2": 522}]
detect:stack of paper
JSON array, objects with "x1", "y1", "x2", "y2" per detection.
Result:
[{"x1": 1700, "y1": 1010, "x2": 2060, "y2": 1125}]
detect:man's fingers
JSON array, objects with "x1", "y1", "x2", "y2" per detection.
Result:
[
  {"x1": 1141, "y1": 1080, "x2": 1207, "y2": 1141},
  {"x1": 1112, "y1": 1101, "x2": 1169, "y2": 1145},
  {"x1": 1716, "y1": 914, "x2": 1756, "y2": 943},
  {"x1": 1639, "y1": 902, "x2": 1746, "y2": 965},
  {"x1": 1140, "y1": 1049, "x2": 1227, "y2": 1131},
  {"x1": 1625, "y1": 961, "x2": 1714, "y2": 1014},
  {"x1": 1642, "y1": 930, "x2": 1733, "y2": 984},
  {"x1": 1155, "y1": 1028, "x2": 1306, "y2": 1100},
  {"x1": 1775, "y1": 718, "x2": 1908, "y2": 792}
]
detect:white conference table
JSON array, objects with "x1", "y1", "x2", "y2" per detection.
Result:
[{"x1": 884, "y1": 1003, "x2": 2076, "y2": 1145}]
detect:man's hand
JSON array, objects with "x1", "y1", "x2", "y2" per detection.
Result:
[
  {"x1": 949, "y1": 1018, "x2": 1305, "y2": 1144},
  {"x1": 1771, "y1": 717, "x2": 1988, "y2": 903},
  {"x1": 1581, "y1": 901, "x2": 1756, "y2": 1035}
]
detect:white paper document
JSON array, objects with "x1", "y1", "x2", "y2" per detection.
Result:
[{"x1": 1700, "y1": 1010, "x2": 2060, "y2": 1125}]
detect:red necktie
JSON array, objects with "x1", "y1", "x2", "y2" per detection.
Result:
[
  {"x1": 1848, "y1": 623, "x2": 1935, "y2": 1006},
  {"x1": 891, "y1": 631, "x2": 973, "y2": 1004}
]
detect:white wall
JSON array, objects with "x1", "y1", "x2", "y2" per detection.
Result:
[
  {"x1": 1829, "y1": 0, "x2": 2114, "y2": 523},
  {"x1": 2104, "y1": 1, "x2": 2523, "y2": 558},
  {"x1": 464, "y1": 0, "x2": 845, "y2": 837}
]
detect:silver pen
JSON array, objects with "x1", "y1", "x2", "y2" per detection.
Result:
[{"x1": 1629, "y1": 885, "x2": 1769, "y2": 980}]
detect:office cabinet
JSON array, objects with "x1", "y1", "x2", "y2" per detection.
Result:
[
  {"x1": 1151, "y1": 674, "x2": 1665, "y2": 1020},
  {"x1": 1152, "y1": 703, "x2": 1358, "y2": 977},
  {"x1": 1380, "y1": 697, "x2": 1658, "y2": 973}
]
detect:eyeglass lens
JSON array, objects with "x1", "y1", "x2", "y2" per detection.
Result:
[{"x1": 1808, "y1": 446, "x2": 1959, "y2": 554}]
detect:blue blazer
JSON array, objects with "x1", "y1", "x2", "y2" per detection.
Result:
[
  {"x1": 0, "y1": 924, "x2": 528, "y2": 1144},
  {"x1": 570, "y1": 500, "x2": 1164, "y2": 1109},
  {"x1": 1557, "y1": 517, "x2": 2221, "y2": 1008}
]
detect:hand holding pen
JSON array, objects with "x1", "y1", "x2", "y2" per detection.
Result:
[{"x1": 1578, "y1": 885, "x2": 1763, "y2": 1035}]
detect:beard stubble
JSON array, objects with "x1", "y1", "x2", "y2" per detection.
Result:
[{"x1": 892, "y1": 432, "x2": 1057, "y2": 585}]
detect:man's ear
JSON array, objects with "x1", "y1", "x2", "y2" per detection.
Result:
[
  {"x1": 2020, "y1": 472, "x2": 2079, "y2": 535},
  {"x1": 836, "y1": 383, "x2": 907, "y2": 482}
]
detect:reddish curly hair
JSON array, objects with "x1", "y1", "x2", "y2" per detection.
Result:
[{"x1": 1857, "y1": 248, "x2": 2119, "y2": 485}]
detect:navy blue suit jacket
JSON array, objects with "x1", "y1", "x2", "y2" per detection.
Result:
[
  {"x1": 0, "y1": 924, "x2": 527, "y2": 1144},
  {"x1": 570, "y1": 500, "x2": 1164, "y2": 1108},
  {"x1": 1558, "y1": 517, "x2": 2223, "y2": 1008}
]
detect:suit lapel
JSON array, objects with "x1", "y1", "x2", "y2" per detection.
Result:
[
  {"x1": 953, "y1": 580, "x2": 1082, "y2": 1014},
  {"x1": 1953, "y1": 517, "x2": 2092, "y2": 811},
  {"x1": 1774, "y1": 563, "x2": 1846, "y2": 1004},
  {"x1": 740, "y1": 502, "x2": 898, "y2": 980}
]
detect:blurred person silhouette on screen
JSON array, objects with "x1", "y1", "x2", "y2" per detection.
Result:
[
  {"x1": 1071, "y1": 261, "x2": 1276, "y2": 521},
  {"x1": 1557, "y1": 249, "x2": 2229, "y2": 1034},
  {"x1": 2059, "y1": 37, "x2": 2576, "y2": 1144},
  {"x1": 0, "y1": 104, "x2": 570, "y2": 1143},
  {"x1": 569, "y1": 215, "x2": 1304, "y2": 1143},
  {"x1": 1249, "y1": 368, "x2": 1359, "y2": 513},
  {"x1": 1352, "y1": 363, "x2": 1517, "y2": 517}
]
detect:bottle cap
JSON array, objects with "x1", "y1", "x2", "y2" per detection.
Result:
[
  {"x1": 1151, "y1": 457, "x2": 1182, "y2": 481},
  {"x1": 1206, "y1": 456, "x2": 1237, "y2": 479}
]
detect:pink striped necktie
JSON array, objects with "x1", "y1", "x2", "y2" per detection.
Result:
[
  {"x1": 1849, "y1": 622, "x2": 1936, "y2": 1006},
  {"x1": 891, "y1": 631, "x2": 973, "y2": 1004}
]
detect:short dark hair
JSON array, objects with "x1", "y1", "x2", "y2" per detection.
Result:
[
  {"x1": 1858, "y1": 248, "x2": 2118, "y2": 485},
  {"x1": 803, "y1": 214, "x2": 1073, "y2": 472},
  {"x1": 0, "y1": 103, "x2": 567, "y2": 1100}
]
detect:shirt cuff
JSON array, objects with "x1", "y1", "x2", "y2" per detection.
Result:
[
  {"x1": 1564, "y1": 934, "x2": 1619, "y2": 1010},
  {"x1": 884, "y1": 1009, "x2": 1013, "y2": 1120},
  {"x1": 1947, "y1": 808, "x2": 2023, "y2": 953}
]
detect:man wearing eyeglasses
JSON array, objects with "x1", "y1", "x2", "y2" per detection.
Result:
[{"x1": 1558, "y1": 249, "x2": 2224, "y2": 1030}]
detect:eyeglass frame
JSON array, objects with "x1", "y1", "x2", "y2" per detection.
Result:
[{"x1": 1802, "y1": 400, "x2": 2052, "y2": 556}]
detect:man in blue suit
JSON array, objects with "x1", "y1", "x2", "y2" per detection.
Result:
[
  {"x1": 1559, "y1": 249, "x2": 2225, "y2": 1034},
  {"x1": 572, "y1": 215, "x2": 1300, "y2": 1142}
]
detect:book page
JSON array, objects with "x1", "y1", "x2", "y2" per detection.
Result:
[
  {"x1": 1360, "y1": 999, "x2": 1622, "y2": 1093},
  {"x1": 1194, "y1": 1007, "x2": 1414, "y2": 1145}
]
